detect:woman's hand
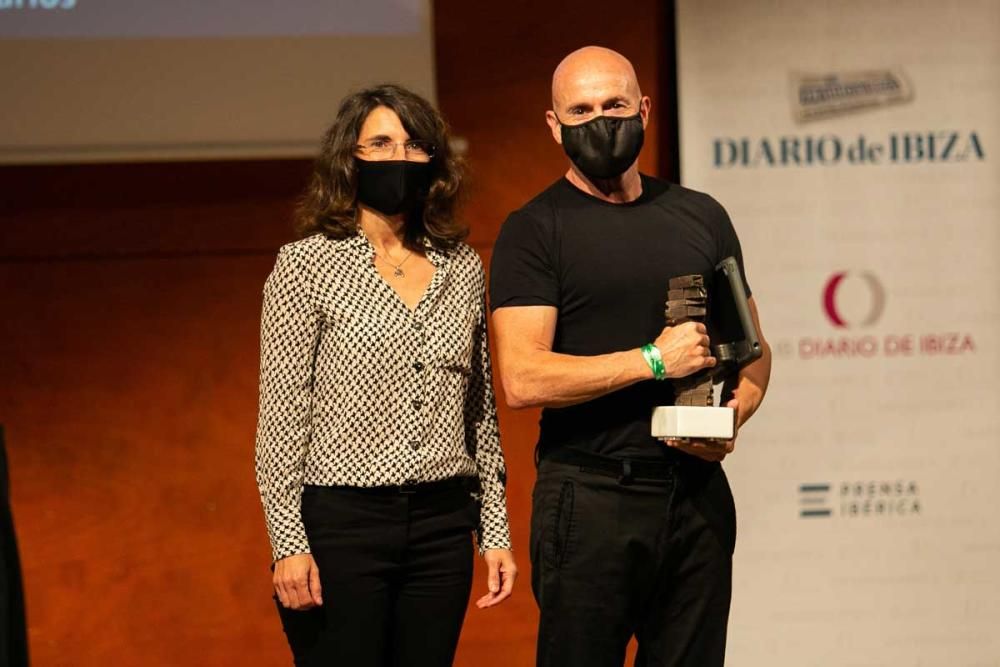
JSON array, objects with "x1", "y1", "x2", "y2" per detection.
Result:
[
  {"x1": 273, "y1": 553, "x2": 323, "y2": 610},
  {"x1": 475, "y1": 548, "x2": 517, "y2": 609}
]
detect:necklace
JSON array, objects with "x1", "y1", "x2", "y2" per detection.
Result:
[
  {"x1": 359, "y1": 228, "x2": 413, "y2": 278},
  {"x1": 373, "y1": 248, "x2": 413, "y2": 277}
]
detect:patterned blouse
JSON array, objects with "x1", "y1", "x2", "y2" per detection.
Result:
[{"x1": 254, "y1": 232, "x2": 511, "y2": 562}]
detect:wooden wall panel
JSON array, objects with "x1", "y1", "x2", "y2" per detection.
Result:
[
  {"x1": 1, "y1": 254, "x2": 286, "y2": 665},
  {"x1": 0, "y1": 160, "x2": 308, "y2": 665},
  {"x1": 0, "y1": 3, "x2": 670, "y2": 664},
  {"x1": 434, "y1": 0, "x2": 670, "y2": 247}
]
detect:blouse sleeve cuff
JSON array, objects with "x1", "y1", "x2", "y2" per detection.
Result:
[
  {"x1": 270, "y1": 534, "x2": 312, "y2": 563},
  {"x1": 476, "y1": 482, "x2": 512, "y2": 555}
]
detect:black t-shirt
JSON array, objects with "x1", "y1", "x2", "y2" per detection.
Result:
[{"x1": 489, "y1": 174, "x2": 751, "y2": 460}]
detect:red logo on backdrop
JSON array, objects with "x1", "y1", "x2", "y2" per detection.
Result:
[
  {"x1": 787, "y1": 270, "x2": 977, "y2": 360},
  {"x1": 822, "y1": 271, "x2": 886, "y2": 328}
]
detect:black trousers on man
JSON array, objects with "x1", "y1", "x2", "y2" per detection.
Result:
[
  {"x1": 531, "y1": 452, "x2": 737, "y2": 667},
  {"x1": 276, "y1": 480, "x2": 479, "y2": 667}
]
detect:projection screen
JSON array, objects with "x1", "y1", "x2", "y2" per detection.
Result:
[{"x1": 0, "y1": 0, "x2": 436, "y2": 163}]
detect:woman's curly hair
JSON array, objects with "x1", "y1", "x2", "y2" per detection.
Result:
[{"x1": 295, "y1": 84, "x2": 467, "y2": 249}]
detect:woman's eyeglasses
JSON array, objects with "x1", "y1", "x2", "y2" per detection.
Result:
[{"x1": 355, "y1": 139, "x2": 436, "y2": 162}]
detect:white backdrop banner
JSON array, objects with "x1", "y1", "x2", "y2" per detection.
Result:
[{"x1": 677, "y1": 1, "x2": 1000, "y2": 664}]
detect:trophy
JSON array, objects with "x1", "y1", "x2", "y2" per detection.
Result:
[{"x1": 650, "y1": 257, "x2": 762, "y2": 441}]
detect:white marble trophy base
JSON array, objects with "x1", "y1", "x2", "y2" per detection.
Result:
[{"x1": 651, "y1": 406, "x2": 735, "y2": 441}]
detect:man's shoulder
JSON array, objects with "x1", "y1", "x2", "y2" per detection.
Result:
[
  {"x1": 638, "y1": 178, "x2": 734, "y2": 233},
  {"x1": 649, "y1": 178, "x2": 727, "y2": 216},
  {"x1": 503, "y1": 177, "x2": 571, "y2": 227}
]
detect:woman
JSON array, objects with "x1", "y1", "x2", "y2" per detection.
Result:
[{"x1": 254, "y1": 84, "x2": 516, "y2": 666}]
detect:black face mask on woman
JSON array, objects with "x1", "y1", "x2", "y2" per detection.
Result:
[
  {"x1": 355, "y1": 158, "x2": 433, "y2": 216},
  {"x1": 558, "y1": 113, "x2": 645, "y2": 180}
]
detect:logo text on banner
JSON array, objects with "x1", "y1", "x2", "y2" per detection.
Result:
[
  {"x1": 799, "y1": 481, "x2": 921, "y2": 518},
  {"x1": 713, "y1": 132, "x2": 984, "y2": 168}
]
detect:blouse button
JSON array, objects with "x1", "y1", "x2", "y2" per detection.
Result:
[
  {"x1": 411, "y1": 399, "x2": 423, "y2": 410},
  {"x1": 413, "y1": 361, "x2": 425, "y2": 372},
  {"x1": 409, "y1": 438, "x2": 421, "y2": 451},
  {"x1": 412, "y1": 321, "x2": 424, "y2": 330}
]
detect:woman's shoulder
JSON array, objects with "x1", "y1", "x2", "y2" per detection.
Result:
[
  {"x1": 275, "y1": 233, "x2": 356, "y2": 277},
  {"x1": 268, "y1": 234, "x2": 347, "y2": 289},
  {"x1": 447, "y1": 241, "x2": 486, "y2": 280},
  {"x1": 448, "y1": 241, "x2": 483, "y2": 267},
  {"x1": 278, "y1": 232, "x2": 335, "y2": 259}
]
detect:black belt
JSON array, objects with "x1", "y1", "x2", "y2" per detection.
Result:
[
  {"x1": 309, "y1": 477, "x2": 477, "y2": 496},
  {"x1": 544, "y1": 448, "x2": 677, "y2": 484}
]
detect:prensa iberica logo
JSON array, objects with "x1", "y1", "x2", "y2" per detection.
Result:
[{"x1": 799, "y1": 481, "x2": 921, "y2": 519}]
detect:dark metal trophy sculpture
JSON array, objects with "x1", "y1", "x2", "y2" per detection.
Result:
[{"x1": 651, "y1": 257, "x2": 763, "y2": 441}]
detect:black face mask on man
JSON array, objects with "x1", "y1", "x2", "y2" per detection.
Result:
[
  {"x1": 355, "y1": 158, "x2": 433, "y2": 216},
  {"x1": 558, "y1": 113, "x2": 645, "y2": 180}
]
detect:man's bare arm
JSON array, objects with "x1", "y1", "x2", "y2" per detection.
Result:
[{"x1": 491, "y1": 305, "x2": 715, "y2": 409}]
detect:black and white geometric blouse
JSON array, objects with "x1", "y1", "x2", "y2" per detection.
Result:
[{"x1": 254, "y1": 232, "x2": 511, "y2": 562}]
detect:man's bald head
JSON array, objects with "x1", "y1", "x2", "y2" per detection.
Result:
[
  {"x1": 543, "y1": 45, "x2": 651, "y2": 188},
  {"x1": 551, "y1": 46, "x2": 642, "y2": 114}
]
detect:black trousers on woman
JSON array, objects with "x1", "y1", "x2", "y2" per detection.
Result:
[{"x1": 276, "y1": 479, "x2": 479, "y2": 667}]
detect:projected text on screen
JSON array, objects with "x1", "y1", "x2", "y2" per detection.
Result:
[
  {"x1": 0, "y1": 0, "x2": 421, "y2": 38},
  {"x1": 0, "y1": 1, "x2": 76, "y2": 9}
]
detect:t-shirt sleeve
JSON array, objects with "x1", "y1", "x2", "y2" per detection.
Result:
[
  {"x1": 711, "y1": 198, "x2": 752, "y2": 299},
  {"x1": 488, "y1": 207, "x2": 559, "y2": 311}
]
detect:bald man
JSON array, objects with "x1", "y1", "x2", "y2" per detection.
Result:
[{"x1": 489, "y1": 47, "x2": 771, "y2": 666}]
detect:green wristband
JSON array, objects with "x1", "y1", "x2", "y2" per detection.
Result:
[{"x1": 641, "y1": 343, "x2": 667, "y2": 380}]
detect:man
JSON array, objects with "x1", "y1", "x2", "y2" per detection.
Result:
[{"x1": 489, "y1": 46, "x2": 771, "y2": 667}]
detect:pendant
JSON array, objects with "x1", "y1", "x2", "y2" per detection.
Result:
[{"x1": 394, "y1": 267, "x2": 404, "y2": 277}]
